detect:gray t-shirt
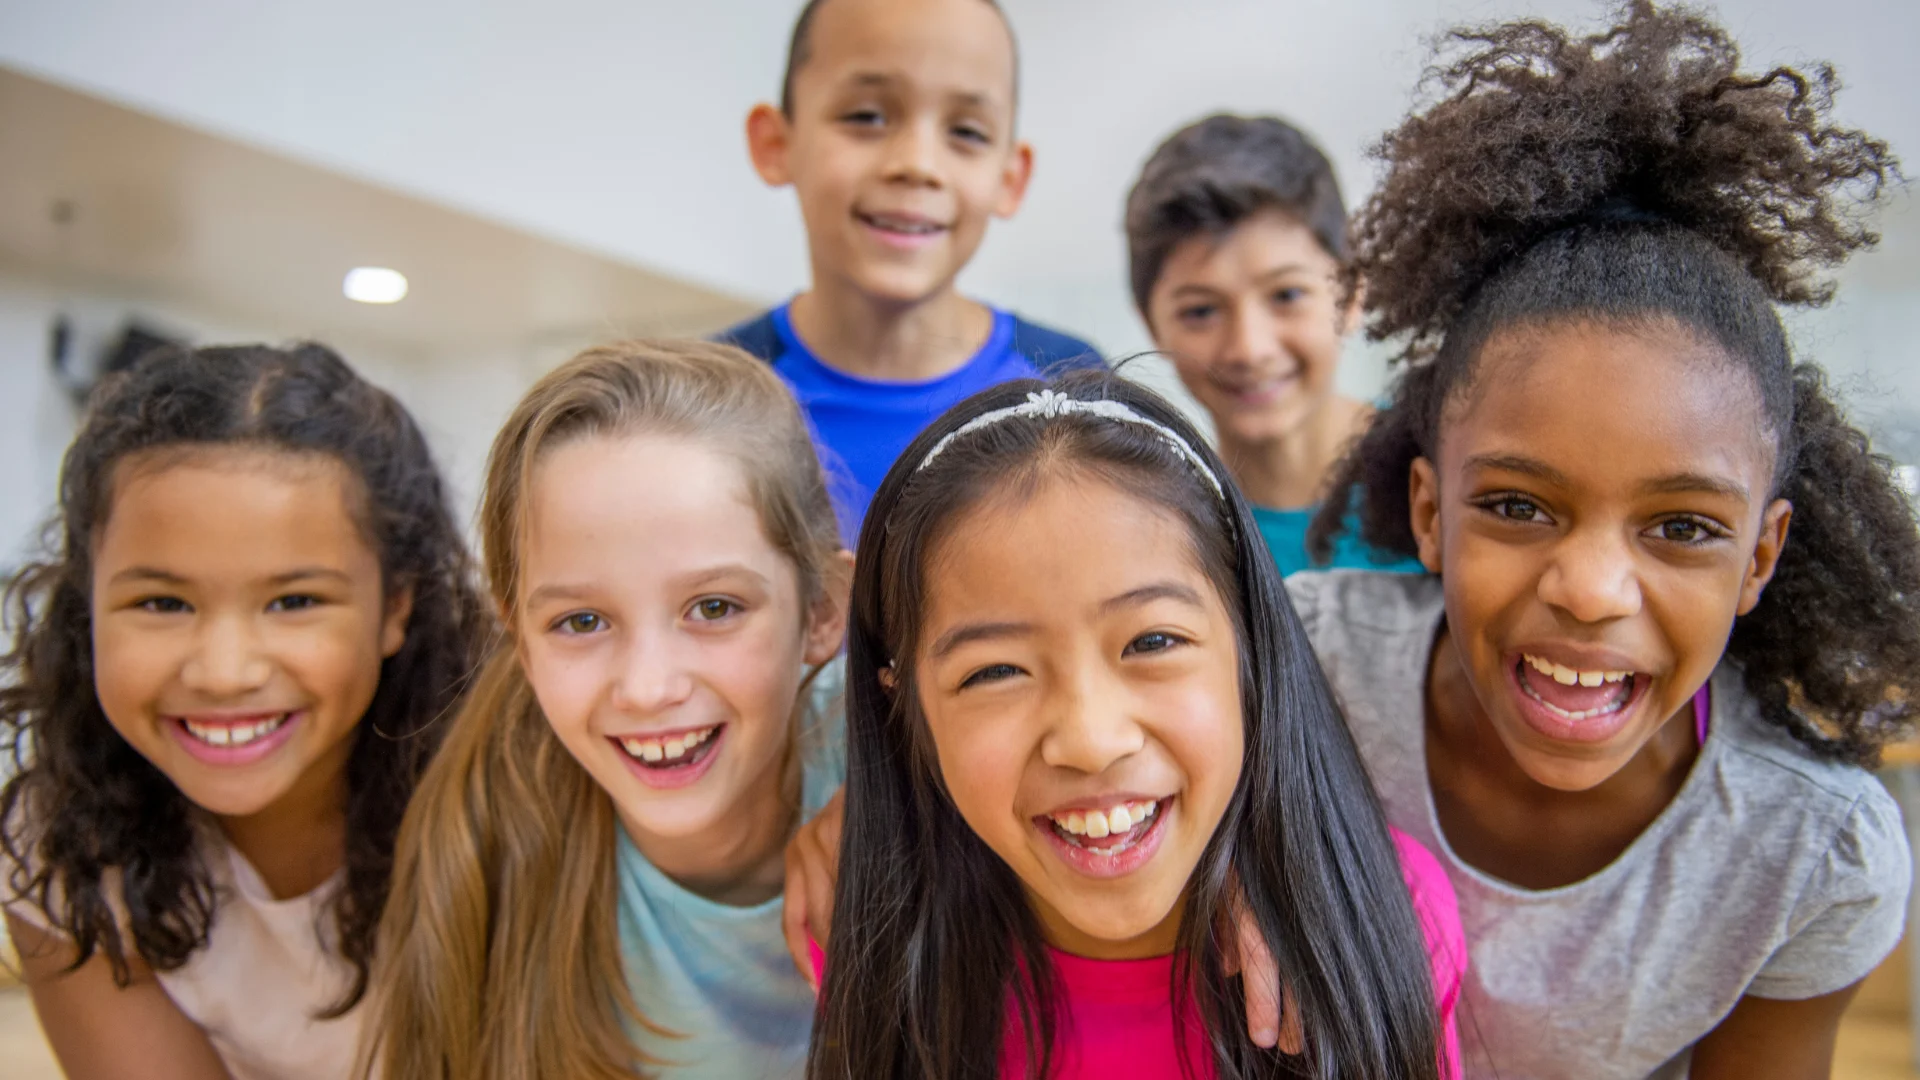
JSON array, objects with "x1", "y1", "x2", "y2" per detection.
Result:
[{"x1": 1286, "y1": 570, "x2": 1910, "y2": 1080}]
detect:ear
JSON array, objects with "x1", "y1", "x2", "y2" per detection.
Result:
[
  {"x1": 1408, "y1": 457, "x2": 1443, "y2": 574},
  {"x1": 802, "y1": 548, "x2": 856, "y2": 665},
  {"x1": 991, "y1": 140, "x2": 1035, "y2": 219},
  {"x1": 746, "y1": 103, "x2": 794, "y2": 188},
  {"x1": 1736, "y1": 498, "x2": 1793, "y2": 616},
  {"x1": 379, "y1": 584, "x2": 416, "y2": 659},
  {"x1": 877, "y1": 664, "x2": 897, "y2": 693}
]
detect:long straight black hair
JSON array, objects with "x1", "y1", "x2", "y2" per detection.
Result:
[{"x1": 809, "y1": 371, "x2": 1440, "y2": 1080}]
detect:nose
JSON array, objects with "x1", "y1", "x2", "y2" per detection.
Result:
[
  {"x1": 1039, "y1": 667, "x2": 1147, "y2": 776},
  {"x1": 1537, "y1": 525, "x2": 1644, "y2": 624},
  {"x1": 1216, "y1": 300, "x2": 1282, "y2": 371},
  {"x1": 882, "y1": 116, "x2": 944, "y2": 188},
  {"x1": 179, "y1": 613, "x2": 273, "y2": 698},
  {"x1": 612, "y1": 628, "x2": 697, "y2": 716}
]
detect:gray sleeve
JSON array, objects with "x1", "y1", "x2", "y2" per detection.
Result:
[
  {"x1": 1748, "y1": 787, "x2": 1911, "y2": 1000},
  {"x1": 1282, "y1": 571, "x2": 1326, "y2": 640}
]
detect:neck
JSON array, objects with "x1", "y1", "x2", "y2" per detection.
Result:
[
  {"x1": 620, "y1": 750, "x2": 798, "y2": 907},
  {"x1": 1221, "y1": 395, "x2": 1369, "y2": 511},
  {"x1": 216, "y1": 734, "x2": 354, "y2": 901},
  {"x1": 788, "y1": 280, "x2": 992, "y2": 382}
]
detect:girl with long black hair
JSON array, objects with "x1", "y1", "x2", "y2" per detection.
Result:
[{"x1": 809, "y1": 371, "x2": 1462, "y2": 1079}]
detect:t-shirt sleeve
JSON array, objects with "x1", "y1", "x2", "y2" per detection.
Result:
[
  {"x1": 1748, "y1": 787, "x2": 1911, "y2": 1000},
  {"x1": 1390, "y1": 827, "x2": 1466, "y2": 1079}
]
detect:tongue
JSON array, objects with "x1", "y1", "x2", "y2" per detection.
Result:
[{"x1": 1522, "y1": 666, "x2": 1628, "y2": 713}]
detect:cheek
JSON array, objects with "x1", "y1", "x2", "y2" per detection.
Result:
[
  {"x1": 1158, "y1": 682, "x2": 1244, "y2": 804},
  {"x1": 927, "y1": 706, "x2": 1029, "y2": 830},
  {"x1": 521, "y1": 643, "x2": 602, "y2": 739}
]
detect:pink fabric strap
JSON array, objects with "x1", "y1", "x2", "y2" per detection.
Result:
[{"x1": 1693, "y1": 683, "x2": 1712, "y2": 745}]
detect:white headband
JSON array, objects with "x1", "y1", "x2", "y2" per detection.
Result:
[{"x1": 913, "y1": 389, "x2": 1226, "y2": 500}]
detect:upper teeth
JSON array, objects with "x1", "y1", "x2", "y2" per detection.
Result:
[
  {"x1": 183, "y1": 715, "x2": 286, "y2": 747},
  {"x1": 620, "y1": 726, "x2": 717, "y2": 763},
  {"x1": 1050, "y1": 800, "x2": 1160, "y2": 838},
  {"x1": 1525, "y1": 654, "x2": 1630, "y2": 688}
]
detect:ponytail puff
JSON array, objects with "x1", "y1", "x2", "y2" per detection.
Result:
[
  {"x1": 1728, "y1": 366, "x2": 1920, "y2": 765},
  {"x1": 1307, "y1": 362, "x2": 1439, "y2": 566}
]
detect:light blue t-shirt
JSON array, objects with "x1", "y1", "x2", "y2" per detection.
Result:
[
  {"x1": 1252, "y1": 503, "x2": 1425, "y2": 578},
  {"x1": 615, "y1": 660, "x2": 846, "y2": 1079}
]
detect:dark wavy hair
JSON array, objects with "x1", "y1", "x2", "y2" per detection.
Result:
[
  {"x1": 811, "y1": 371, "x2": 1440, "y2": 1080},
  {"x1": 1126, "y1": 114, "x2": 1349, "y2": 315},
  {"x1": 1308, "y1": 0, "x2": 1915, "y2": 765},
  {"x1": 0, "y1": 342, "x2": 491, "y2": 1012}
]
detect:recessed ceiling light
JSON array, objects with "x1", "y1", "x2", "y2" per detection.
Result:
[{"x1": 343, "y1": 267, "x2": 408, "y2": 304}]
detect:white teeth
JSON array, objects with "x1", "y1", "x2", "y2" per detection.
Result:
[
  {"x1": 618, "y1": 727, "x2": 717, "y2": 765},
  {"x1": 182, "y1": 714, "x2": 287, "y2": 748},
  {"x1": 1525, "y1": 654, "x2": 1635, "y2": 690},
  {"x1": 1050, "y1": 800, "x2": 1160, "y2": 843}
]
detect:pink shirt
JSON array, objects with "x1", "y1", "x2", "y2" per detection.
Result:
[{"x1": 997, "y1": 828, "x2": 1466, "y2": 1080}]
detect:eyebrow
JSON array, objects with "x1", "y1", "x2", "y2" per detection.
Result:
[
  {"x1": 522, "y1": 564, "x2": 771, "y2": 610},
  {"x1": 844, "y1": 71, "x2": 999, "y2": 110},
  {"x1": 108, "y1": 566, "x2": 350, "y2": 587},
  {"x1": 1639, "y1": 472, "x2": 1751, "y2": 501},
  {"x1": 927, "y1": 582, "x2": 1205, "y2": 660},
  {"x1": 1461, "y1": 453, "x2": 1572, "y2": 488},
  {"x1": 1167, "y1": 265, "x2": 1317, "y2": 299},
  {"x1": 1100, "y1": 581, "x2": 1206, "y2": 614}
]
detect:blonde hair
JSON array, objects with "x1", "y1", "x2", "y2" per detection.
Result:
[{"x1": 362, "y1": 340, "x2": 841, "y2": 1080}]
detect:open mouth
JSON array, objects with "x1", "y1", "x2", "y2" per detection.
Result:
[
  {"x1": 1044, "y1": 799, "x2": 1159, "y2": 857},
  {"x1": 1516, "y1": 654, "x2": 1638, "y2": 721},
  {"x1": 614, "y1": 724, "x2": 723, "y2": 771},
  {"x1": 168, "y1": 710, "x2": 303, "y2": 764}
]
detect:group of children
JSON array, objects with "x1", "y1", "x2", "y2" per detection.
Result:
[{"x1": 2, "y1": 0, "x2": 1916, "y2": 1078}]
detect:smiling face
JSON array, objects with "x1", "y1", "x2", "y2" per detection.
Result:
[
  {"x1": 912, "y1": 474, "x2": 1243, "y2": 959},
  {"x1": 1145, "y1": 210, "x2": 1354, "y2": 448},
  {"x1": 516, "y1": 434, "x2": 843, "y2": 848},
  {"x1": 1411, "y1": 320, "x2": 1791, "y2": 790},
  {"x1": 751, "y1": 0, "x2": 1031, "y2": 306},
  {"x1": 90, "y1": 449, "x2": 408, "y2": 823}
]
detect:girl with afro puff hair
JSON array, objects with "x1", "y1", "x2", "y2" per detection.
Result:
[{"x1": 1278, "y1": 2, "x2": 1915, "y2": 1077}]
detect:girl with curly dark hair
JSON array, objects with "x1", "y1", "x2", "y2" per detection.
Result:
[
  {"x1": 1272, "y1": 2, "x2": 1916, "y2": 1076},
  {"x1": 0, "y1": 343, "x2": 490, "y2": 1080}
]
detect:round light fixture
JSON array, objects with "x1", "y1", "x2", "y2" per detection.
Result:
[{"x1": 343, "y1": 267, "x2": 408, "y2": 304}]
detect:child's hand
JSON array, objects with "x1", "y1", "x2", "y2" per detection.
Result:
[
  {"x1": 1223, "y1": 895, "x2": 1304, "y2": 1054},
  {"x1": 782, "y1": 786, "x2": 845, "y2": 992}
]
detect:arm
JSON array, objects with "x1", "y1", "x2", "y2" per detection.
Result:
[
  {"x1": 7, "y1": 911, "x2": 234, "y2": 1080},
  {"x1": 1687, "y1": 984, "x2": 1862, "y2": 1080},
  {"x1": 781, "y1": 786, "x2": 844, "y2": 991}
]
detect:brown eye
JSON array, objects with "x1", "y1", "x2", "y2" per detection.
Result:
[
  {"x1": 559, "y1": 612, "x2": 605, "y2": 634},
  {"x1": 691, "y1": 598, "x2": 737, "y2": 622}
]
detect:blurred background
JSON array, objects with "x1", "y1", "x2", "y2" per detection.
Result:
[{"x1": 0, "y1": 0, "x2": 1914, "y2": 1075}]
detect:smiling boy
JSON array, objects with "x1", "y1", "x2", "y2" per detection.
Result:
[{"x1": 725, "y1": 0, "x2": 1100, "y2": 541}]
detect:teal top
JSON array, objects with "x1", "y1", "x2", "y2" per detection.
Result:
[
  {"x1": 1252, "y1": 504, "x2": 1426, "y2": 579},
  {"x1": 615, "y1": 659, "x2": 846, "y2": 1080}
]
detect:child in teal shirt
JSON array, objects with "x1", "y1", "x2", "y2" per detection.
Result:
[{"x1": 1124, "y1": 114, "x2": 1421, "y2": 577}]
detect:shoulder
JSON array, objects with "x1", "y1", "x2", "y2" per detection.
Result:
[
  {"x1": 1283, "y1": 569, "x2": 1442, "y2": 649},
  {"x1": 1005, "y1": 313, "x2": 1103, "y2": 373},
  {"x1": 1715, "y1": 673, "x2": 1908, "y2": 840},
  {"x1": 712, "y1": 308, "x2": 785, "y2": 363}
]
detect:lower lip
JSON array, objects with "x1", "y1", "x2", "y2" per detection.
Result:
[
  {"x1": 1219, "y1": 376, "x2": 1299, "y2": 409},
  {"x1": 857, "y1": 216, "x2": 945, "y2": 251},
  {"x1": 168, "y1": 712, "x2": 301, "y2": 767},
  {"x1": 1035, "y1": 798, "x2": 1172, "y2": 880},
  {"x1": 612, "y1": 725, "x2": 726, "y2": 791},
  {"x1": 1504, "y1": 660, "x2": 1648, "y2": 745}
]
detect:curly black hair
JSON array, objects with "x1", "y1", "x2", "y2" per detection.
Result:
[
  {"x1": 0, "y1": 343, "x2": 492, "y2": 1012},
  {"x1": 1309, "y1": 1, "x2": 1916, "y2": 765}
]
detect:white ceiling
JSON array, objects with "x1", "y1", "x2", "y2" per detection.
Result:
[{"x1": 0, "y1": 0, "x2": 1912, "y2": 361}]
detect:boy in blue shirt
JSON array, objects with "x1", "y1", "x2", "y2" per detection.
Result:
[
  {"x1": 1125, "y1": 114, "x2": 1421, "y2": 577},
  {"x1": 725, "y1": 0, "x2": 1100, "y2": 540}
]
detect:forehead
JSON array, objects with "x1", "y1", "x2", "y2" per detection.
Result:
[
  {"x1": 1158, "y1": 209, "x2": 1339, "y2": 290},
  {"x1": 99, "y1": 448, "x2": 375, "y2": 572},
  {"x1": 798, "y1": 0, "x2": 1015, "y2": 112},
  {"x1": 1443, "y1": 320, "x2": 1777, "y2": 489},
  {"x1": 521, "y1": 434, "x2": 784, "y2": 578},
  {"x1": 920, "y1": 474, "x2": 1215, "y2": 630}
]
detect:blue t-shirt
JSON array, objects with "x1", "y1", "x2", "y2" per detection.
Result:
[
  {"x1": 718, "y1": 304, "x2": 1102, "y2": 541},
  {"x1": 616, "y1": 660, "x2": 846, "y2": 1079},
  {"x1": 1253, "y1": 503, "x2": 1426, "y2": 578}
]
